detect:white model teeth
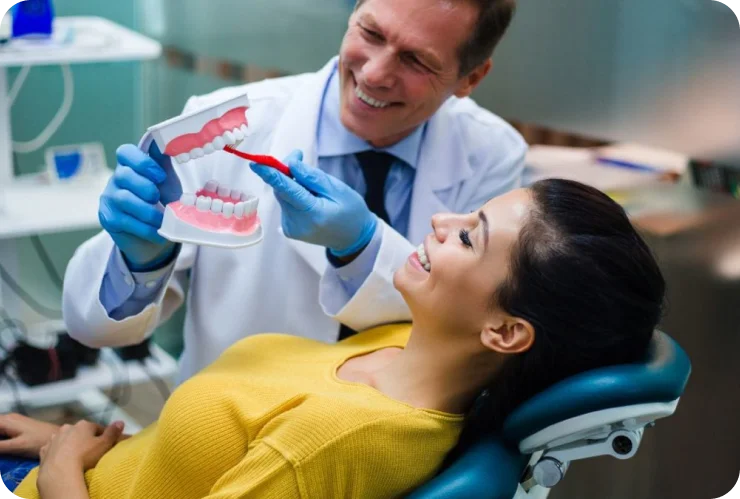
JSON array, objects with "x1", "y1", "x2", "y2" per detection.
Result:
[
  {"x1": 234, "y1": 202, "x2": 245, "y2": 218},
  {"x1": 211, "y1": 199, "x2": 224, "y2": 213},
  {"x1": 416, "y1": 244, "x2": 431, "y2": 271},
  {"x1": 196, "y1": 196, "x2": 211, "y2": 212},
  {"x1": 355, "y1": 86, "x2": 390, "y2": 108},
  {"x1": 180, "y1": 193, "x2": 196, "y2": 206},
  {"x1": 243, "y1": 197, "x2": 258, "y2": 213},
  {"x1": 172, "y1": 124, "x2": 250, "y2": 162},
  {"x1": 222, "y1": 202, "x2": 234, "y2": 218},
  {"x1": 182, "y1": 185, "x2": 259, "y2": 220}
]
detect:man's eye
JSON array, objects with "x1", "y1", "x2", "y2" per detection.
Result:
[
  {"x1": 459, "y1": 229, "x2": 472, "y2": 248},
  {"x1": 362, "y1": 27, "x2": 382, "y2": 40}
]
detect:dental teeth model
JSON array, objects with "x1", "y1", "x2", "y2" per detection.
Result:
[
  {"x1": 146, "y1": 93, "x2": 265, "y2": 249},
  {"x1": 148, "y1": 93, "x2": 253, "y2": 165},
  {"x1": 158, "y1": 180, "x2": 262, "y2": 248}
]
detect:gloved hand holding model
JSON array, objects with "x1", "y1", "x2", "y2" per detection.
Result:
[
  {"x1": 250, "y1": 150, "x2": 378, "y2": 258},
  {"x1": 98, "y1": 142, "x2": 182, "y2": 271}
]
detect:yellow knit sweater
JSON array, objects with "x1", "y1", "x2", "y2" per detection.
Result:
[{"x1": 15, "y1": 324, "x2": 463, "y2": 498}]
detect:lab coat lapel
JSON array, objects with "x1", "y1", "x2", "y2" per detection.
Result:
[
  {"x1": 407, "y1": 100, "x2": 473, "y2": 244},
  {"x1": 269, "y1": 58, "x2": 338, "y2": 276}
]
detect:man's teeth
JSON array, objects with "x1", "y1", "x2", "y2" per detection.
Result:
[
  {"x1": 180, "y1": 181, "x2": 259, "y2": 220},
  {"x1": 355, "y1": 86, "x2": 390, "y2": 108},
  {"x1": 174, "y1": 124, "x2": 250, "y2": 163},
  {"x1": 416, "y1": 244, "x2": 431, "y2": 272}
]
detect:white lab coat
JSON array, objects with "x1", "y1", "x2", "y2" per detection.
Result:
[{"x1": 62, "y1": 58, "x2": 526, "y2": 382}]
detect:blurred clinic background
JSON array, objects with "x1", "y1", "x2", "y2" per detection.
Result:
[{"x1": 0, "y1": 0, "x2": 739, "y2": 498}]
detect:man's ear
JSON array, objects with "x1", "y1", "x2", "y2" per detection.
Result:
[
  {"x1": 481, "y1": 317, "x2": 534, "y2": 354},
  {"x1": 454, "y1": 59, "x2": 493, "y2": 98}
]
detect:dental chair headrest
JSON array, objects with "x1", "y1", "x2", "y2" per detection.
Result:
[
  {"x1": 502, "y1": 330, "x2": 692, "y2": 444},
  {"x1": 408, "y1": 331, "x2": 691, "y2": 499}
]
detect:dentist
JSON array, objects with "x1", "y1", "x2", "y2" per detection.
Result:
[{"x1": 62, "y1": 0, "x2": 526, "y2": 382}]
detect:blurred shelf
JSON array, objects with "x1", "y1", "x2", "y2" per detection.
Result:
[
  {"x1": 0, "y1": 16, "x2": 162, "y2": 67},
  {"x1": 0, "y1": 15, "x2": 160, "y2": 238},
  {"x1": 0, "y1": 171, "x2": 110, "y2": 239}
]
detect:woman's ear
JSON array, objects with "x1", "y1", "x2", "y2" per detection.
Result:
[{"x1": 481, "y1": 318, "x2": 535, "y2": 354}]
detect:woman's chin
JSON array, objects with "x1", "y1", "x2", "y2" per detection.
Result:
[
  {"x1": 394, "y1": 262, "x2": 429, "y2": 300},
  {"x1": 392, "y1": 268, "x2": 406, "y2": 293}
]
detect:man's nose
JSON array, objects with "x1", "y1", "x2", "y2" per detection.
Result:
[{"x1": 362, "y1": 51, "x2": 396, "y2": 89}]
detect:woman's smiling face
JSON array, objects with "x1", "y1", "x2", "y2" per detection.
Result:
[{"x1": 394, "y1": 188, "x2": 534, "y2": 333}]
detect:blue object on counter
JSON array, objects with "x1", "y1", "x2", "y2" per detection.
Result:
[
  {"x1": 53, "y1": 150, "x2": 83, "y2": 179},
  {"x1": 12, "y1": 0, "x2": 54, "y2": 38},
  {"x1": 596, "y1": 157, "x2": 663, "y2": 174}
]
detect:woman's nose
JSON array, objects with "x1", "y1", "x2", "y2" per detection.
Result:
[{"x1": 432, "y1": 213, "x2": 455, "y2": 242}]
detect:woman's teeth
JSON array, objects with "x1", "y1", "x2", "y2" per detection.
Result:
[
  {"x1": 416, "y1": 244, "x2": 431, "y2": 272},
  {"x1": 175, "y1": 125, "x2": 250, "y2": 163},
  {"x1": 355, "y1": 86, "x2": 390, "y2": 108}
]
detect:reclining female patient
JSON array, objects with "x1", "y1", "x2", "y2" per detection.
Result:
[{"x1": 3, "y1": 179, "x2": 664, "y2": 499}]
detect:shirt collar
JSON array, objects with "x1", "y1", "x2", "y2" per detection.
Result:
[{"x1": 316, "y1": 62, "x2": 426, "y2": 169}]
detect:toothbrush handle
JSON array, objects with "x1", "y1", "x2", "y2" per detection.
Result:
[{"x1": 223, "y1": 146, "x2": 292, "y2": 177}]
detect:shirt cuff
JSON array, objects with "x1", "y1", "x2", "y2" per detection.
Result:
[
  {"x1": 101, "y1": 247, "x2": 178, "y2": 319},
  {"x1": 121, "y1": 246, "x2": 177, "y2": 291},
  {"x1": 325, "y1": 222, "x2": 383, "y2": 297}
]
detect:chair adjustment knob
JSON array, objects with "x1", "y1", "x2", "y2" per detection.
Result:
[{"x1": 533, "y1": 457, "x2": 568, "y2": 488}]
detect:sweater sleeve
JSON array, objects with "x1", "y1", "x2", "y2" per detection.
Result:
[{"x1": 205, "y1": 441, "x2": 302, "y2": 499}]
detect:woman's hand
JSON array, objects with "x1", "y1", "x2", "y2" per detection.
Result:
[
  {"x1": 0, "y1": 413, "x2": 60, "y2": 458},
  {"x1": 39, "y1": 420, "x2": 124, "y2": 474},
  {"x1": 35, "y1": 421, "x2": 123, "y2": 499}
]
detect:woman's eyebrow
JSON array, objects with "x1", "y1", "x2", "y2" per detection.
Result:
[{"x1": 479, "y1": 211, "x2": 489, "y2": 252}]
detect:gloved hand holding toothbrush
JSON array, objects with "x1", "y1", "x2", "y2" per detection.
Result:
[
  {"x1": 250, "y1": 150, "x2": 377, "y2": 258},
  {"x1": 98, "y1": 142, "x2": 182, "y2": 272}
]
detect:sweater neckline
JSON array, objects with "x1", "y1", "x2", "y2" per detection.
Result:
[{"x1": 328, "y1": 333, "x2": 466, "y2": 422}]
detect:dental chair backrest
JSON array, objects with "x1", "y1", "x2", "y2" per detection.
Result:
[{"x1": 407, "y1": 331, "x2": 692, "y2": 499}]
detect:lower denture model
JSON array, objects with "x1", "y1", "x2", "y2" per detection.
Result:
[{"x1": 145, "y1": 93, "x2": 289, "y2": 248}]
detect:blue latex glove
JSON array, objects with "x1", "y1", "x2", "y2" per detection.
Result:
[
  {"x1": 98, "y1": 141, "x2": 182, "y2": 272},
  {"x1": 250, "y1": 150, "x2": 377, "y2": 257}
]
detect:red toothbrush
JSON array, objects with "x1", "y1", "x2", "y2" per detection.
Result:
[{"x1": 223, "y1": 146, "x2": 292, "y2": 177}]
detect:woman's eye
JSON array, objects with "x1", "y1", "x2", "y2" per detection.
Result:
[{"x1": 459, "y1": 229, "x2": 472, "y2": 248}]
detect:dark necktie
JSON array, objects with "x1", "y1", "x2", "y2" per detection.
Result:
[
  {"x1": 337, "y1": 150, "x2": 396, "y2": 341},
  {"x1": 355, "y1": 150, "x2": 395, "y2": 224}
]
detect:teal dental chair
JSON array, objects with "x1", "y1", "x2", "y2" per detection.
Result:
[{"x1": 408, "y1": 331, "x2": 691, "y2": 499}]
